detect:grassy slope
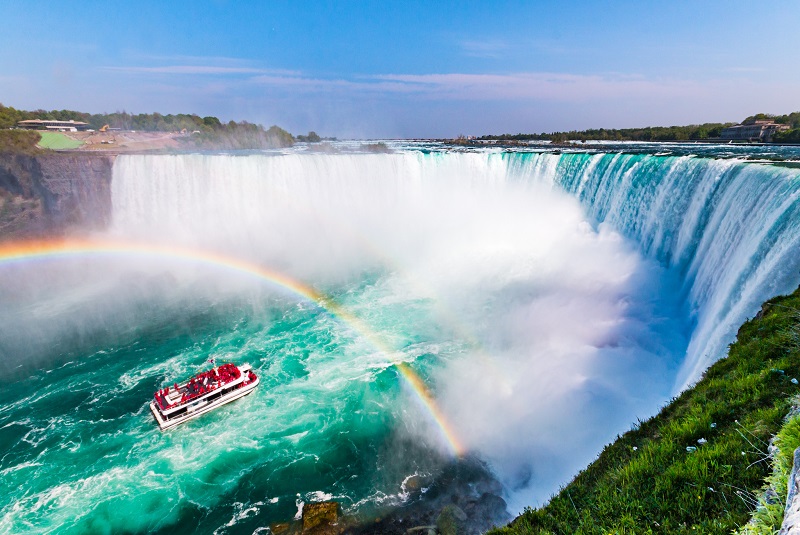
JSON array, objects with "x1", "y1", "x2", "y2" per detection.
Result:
[
  {"x1": 37, "y1": 131, "x2": 83, "y2": 150},
  {"x1": 738, "y1": 413, "x2": 800, "y2": 534},
  {"x1": 491, "y1": 287, "x2": 800, "y2": 535}
]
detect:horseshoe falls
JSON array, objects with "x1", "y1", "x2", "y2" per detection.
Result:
[
  {"x1": 1, "y1": 149, "x2": 799, "y2": 533},
  {"x1": 512, "y1": 152, "x2": 800, "y2": 389}
]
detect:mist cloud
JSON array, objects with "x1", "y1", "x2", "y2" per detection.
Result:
[
  {"x1": 105, "y1": 153, "x2": 687, "y2": 510},
  {"x1": 0, "y1": 153, "x2": 689, "y2": 518}
]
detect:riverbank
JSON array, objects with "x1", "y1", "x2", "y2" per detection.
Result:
[{"x1": 491, "y1": 286, "x2": 800, "y2": 534}]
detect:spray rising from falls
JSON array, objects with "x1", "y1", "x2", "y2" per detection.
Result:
[
  {"x1": 510, "y1": 152, "x2": 800, "y2": 389},
  {"x1": 0, "y1": 238, "x2": 464, "y2": 457},
  {"x1": 1, "y1": 151, "x2": 799, "y2": 532},
  {"x1": 110, "y1": 152, "x2": 800, "y2": 500},
  {"x1": 112, "y1": 152, "x2": 800, "y2": 391}
]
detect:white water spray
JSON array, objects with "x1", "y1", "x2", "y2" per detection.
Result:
[{"x1": 111, "y1": 152, "x2": 695, "y2": 508}]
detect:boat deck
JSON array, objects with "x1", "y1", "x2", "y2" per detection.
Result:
[{"x1": 150, "y1": 363, "x2": 258, "y2": 430}]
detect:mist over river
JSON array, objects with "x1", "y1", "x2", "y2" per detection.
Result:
[{"x1": 2, "y1": 146, "x2": 800, "y2": 533}]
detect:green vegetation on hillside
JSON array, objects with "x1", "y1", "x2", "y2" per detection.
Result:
[
  {"x1": 774, "y1": 129, "x2": 800, "y2": 143},
  {"x1": 0, "y1": 130, "x2": 42, "y2": 154},
  {"x1": 477, "y1": 111, "x2": 800, "y2": 143},
  {"x1": 743, "y1": 112, "x2": 800, "y2": 129},
  {"x1": 478, "y1": 123, "x2": 733, "y2": 143},
  {"x1": 361, "y1": 142, "x2": 392, "y2": 153},
  {"x1": 491, "y1": 287, "x2": 800, "y2": 534},
  {"x1": 0, "y1": 103, "x2": 296, "y2": 149},
  {"x1": 181, "y1": 123, "x2": 294, "y2": 150},
  {"x1": 738, "y1": 407, "x2": 800, "y2": 535},
  {"x1": 296, "y1": 131, "x2": 322, "y2": 143},
  {"x1": 748, "y1": 112, "x2": 800, "y2": 144},
  {"x1": 37, "y1": 132, "x2": 83, "y2": 150}
]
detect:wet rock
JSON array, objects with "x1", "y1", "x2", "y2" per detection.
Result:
[
  {"x1": 405, "y1": 475, "x2": 422, "y2": 493},
  {"x1": 404, "y1": 526, "x2": 436, "y2": 535},
  {"x1": 302, "y1": 501, "x2": 341, "y2": 534},
  {"x1": 436, "y1": 505, "x2": 467, "y2": 535},
  {"x1": 765, "y1": 487, "x2": 780, "y2": 506},
  {"x1": 463, "y1": 492, "x2": 508, "y2": 521},
  {"x1": 350, "y1": 454, "x2": 510, "y2": 534},
  {"x1": 270, "y1": 522, "x2": 296, "y2": 535},
  {"x1": 780, "y1": 447, "x2": 800, "y2": 534}
]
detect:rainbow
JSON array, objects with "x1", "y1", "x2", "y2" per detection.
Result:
[{"x1": 0, "y1": 238, "x2": 465, "y2": 456}]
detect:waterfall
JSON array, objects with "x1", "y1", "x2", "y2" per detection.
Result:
[
  {"x1": 113, "y1": 152, "x2": 800, "y2": 391},
  {"x1": 510, "y1": 152, "x2": 800, "y2": 389},
  {"x1": 102, "y1": 151, "x2": 800, "y2": 512},
  {"x1": 5, "y1": 149, "x2": 799, "y2": 532}
]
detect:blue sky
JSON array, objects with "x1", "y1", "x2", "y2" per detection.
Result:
[{"x1": 1, "y1": 1, "x2": 798, "y2": 138}]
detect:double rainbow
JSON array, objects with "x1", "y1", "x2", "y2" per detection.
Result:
[{"x1": 0, "y1": 238, "x2": 465, "y2": 457}]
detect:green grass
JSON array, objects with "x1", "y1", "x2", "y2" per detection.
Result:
[
  {"x1": 37, "y1": 131, "x2": 83, "y2": 150},
  {"x1": 736, "y1": 409, "x2": 800, "y2": 535},
  {"x1": 490, "y1": 288, "x2": 800, "y2": 535}
]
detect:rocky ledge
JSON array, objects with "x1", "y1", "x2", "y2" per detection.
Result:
[{"x1": 0, "y1": 152, "x2": 115, "y2": 240}]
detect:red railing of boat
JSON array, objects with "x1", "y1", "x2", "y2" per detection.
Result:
[{"x1": 153, "y1": 363, "x2": 257, "y2": 411}]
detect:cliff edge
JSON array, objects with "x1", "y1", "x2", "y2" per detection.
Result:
[{"x1": 0, "y1": 152, "x2": 115, "y2": 240}]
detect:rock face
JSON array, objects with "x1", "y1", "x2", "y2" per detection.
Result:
[
  {"x1": 436, "y1": 505, "x2": 467, "y2": 535},
  {"x1": 0, "y1": 152, "x2": 115, "y2": 240},
  {"x1": 269, "y1": 501, "x2": 343, "y2": 535},
  {"x1": 780, "y1": 447, "x2": 800, "y2": 534},
  {"x1": 347, "y1": 454, "x2": 510, "y2": 535},
  {"x1": 302, "y1": 502, "x2": 342, "y2": 534}
]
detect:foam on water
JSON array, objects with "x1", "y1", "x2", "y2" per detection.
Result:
[{"x1": 1, "y1": 149, "x2": 799, "y2": 531}]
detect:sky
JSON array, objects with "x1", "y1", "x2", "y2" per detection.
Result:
[{"x1": 0, "y1": 1, "x2": 798, "y2": 138}]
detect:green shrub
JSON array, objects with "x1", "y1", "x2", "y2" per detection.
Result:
[{"x1": 0, "y1": 130, "x2": 41, "y2": 153}]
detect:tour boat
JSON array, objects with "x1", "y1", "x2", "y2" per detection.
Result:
[{"x1": 150, "y1": 361, "x2": 259, "y2": 430}]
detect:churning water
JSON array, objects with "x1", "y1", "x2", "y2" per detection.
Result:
[{"x1": 2, "y1": 148, "x2": 799, "y2": 533}]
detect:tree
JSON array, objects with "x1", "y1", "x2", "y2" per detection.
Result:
[
  {"x1": 265, "y1": 125, "x2": 295, "y2": 147},
  {"x1": 0, "y1": 104, "x2": 25, "y2": 129},
  {"x1": 203, "y1": 116, "x2": 222, "y2": 129},
  {"x1": 773, "y1": 129, "x2": 800, "y2": 143},
  {"x1": 742, "y1": 113, "x2": 773, "y2": 125}
]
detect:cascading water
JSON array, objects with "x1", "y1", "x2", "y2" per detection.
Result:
[
  {"x1": 521, "y1": 152, "x2": 800, "y2": 389},
  {"x1": 1, "y1": 149, "x2": 799, "y2": 533}
]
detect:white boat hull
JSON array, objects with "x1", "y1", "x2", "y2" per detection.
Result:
[{"x1": 150, "y1": 375, "x2": 259, "y2": 430}]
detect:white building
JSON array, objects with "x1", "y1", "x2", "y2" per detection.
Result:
[
  {"x1": 720, "y1": 120, "x2": 790, "y2": 142},
  {"x1": 17, "y1": 119, "x2": 90, "y2": 132}
]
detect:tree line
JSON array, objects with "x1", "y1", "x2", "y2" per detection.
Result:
[
  {"x1": 0, "y1": 104, "x2": 333, "y2": 149},
  {"x1": 477, "y1": 111, "x2": 800, "y2": 143}
]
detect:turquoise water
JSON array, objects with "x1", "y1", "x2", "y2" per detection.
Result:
[
  {"x1": 2, "y1": 149, "x2": 800, "y2": 532},
  {"x1": 0, "y1": 264, "x2": 463, "y2": 533}
]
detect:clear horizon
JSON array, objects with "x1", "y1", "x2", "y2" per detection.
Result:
[{"x1": 1, "y1": 1, "x2": 798, "y2": 138}]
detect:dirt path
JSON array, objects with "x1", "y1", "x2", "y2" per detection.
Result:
[{"x1": 63, "y1": 130, "x2": 186, "y2": 152}]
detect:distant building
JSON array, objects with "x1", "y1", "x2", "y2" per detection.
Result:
[
  {"x1": 17, "y1": 119, "x2": 90, "y2": 132},
  {"x1": 720, "y1": 120, "x2": 790, "y2": 142}
]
